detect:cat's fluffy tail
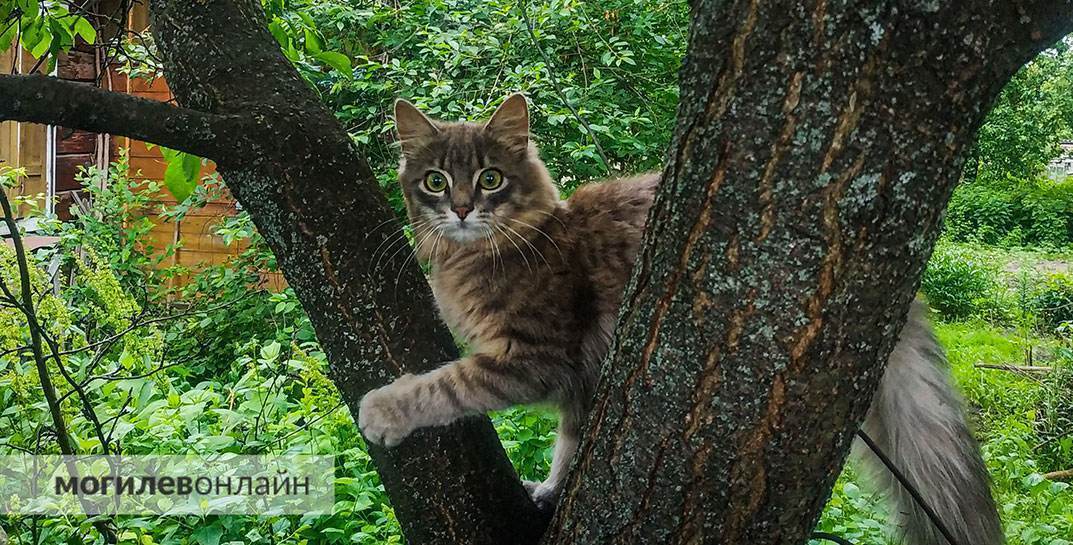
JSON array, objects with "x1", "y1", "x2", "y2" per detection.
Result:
[{"x1": 853, "y1": 301, "x2": 1003, "y2": 545}]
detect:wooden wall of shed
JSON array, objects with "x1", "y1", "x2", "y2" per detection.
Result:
[
  {"x1": 0, "y1": 48, "x2": 48, "y2": 217},
  {"x1": 53, "y1": 40, "x2": 105, "y2": 221},
  {"x1": 120, "y1": 2, "x2": 285, "y2": 290},
  {"x1": 113, "y1": 77, "x2": 285, "y2": 291},
  {"x1": 2, "y1": 1, "x2": 284, "y2": 291}
]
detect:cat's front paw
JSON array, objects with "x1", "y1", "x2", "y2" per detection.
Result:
[
  {"x1": 523, "y1": 480, "x2": 561, "y2": 512},
  {"x1": 359, "y1": 380, "x2": 417, "y2": 447}
]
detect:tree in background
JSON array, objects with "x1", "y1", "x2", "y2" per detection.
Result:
[{"x1": 970, "y1": 36, "x2": 1073, "y2": 183}]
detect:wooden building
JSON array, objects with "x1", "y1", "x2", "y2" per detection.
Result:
[{"x1": 0, "y1": 3, "x2": 281, "y2": 288}]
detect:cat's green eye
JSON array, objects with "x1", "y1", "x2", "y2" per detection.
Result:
[
  {"x1": 478, "y1": 169, "x2": 504, "y2": 190},
  {"x1": 424, "y1": 171, "x2": 448, "y2": 192}
]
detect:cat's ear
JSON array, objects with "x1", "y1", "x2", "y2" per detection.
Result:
[
  {"x1": 484, "y1": 93, "x2": 529, "y2": 145},
  {"x1": 395, "y1": 99, "x2": 438, "y2": 152}
]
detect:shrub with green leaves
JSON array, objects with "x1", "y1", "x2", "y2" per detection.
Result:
[
  {"x1": 922, "y1": 243, "x2": 1006, "y2": 321},
  {"x1": 1031, "y1": 272, "x2": 1073, "y2": 331},
  {"x1": 943, "y1": 177, "x2": 1073, "y2": 248}
]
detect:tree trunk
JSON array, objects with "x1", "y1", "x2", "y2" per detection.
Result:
[
  {"x1": 145, "y1": 1, "x2": 547, "y2": 543},
  {"x1": 542, "y1": 1, "x2": 1072, "y2": 544}
]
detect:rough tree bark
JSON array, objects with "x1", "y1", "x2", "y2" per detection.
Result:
[
  {"x1": 144, "y1": 1, "x2": 549, "y2": 543},
  {"x1": 543, "y1": 1, "x2": 1073, "y2": 544},
  {"x1": 2, "y1": 0, "x2": 1072, "y2": 544},
  {"x1": 5, "y1": 0, "x2": 545, "y2": 542}
]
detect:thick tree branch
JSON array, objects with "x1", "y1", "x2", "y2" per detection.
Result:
[
  {"x1": 545, "y1": 1, "x2": 1073, "y2": 544},
  {"x1": 147, "y1": 0, "x2": 547, "y2": 543},
  {"x1": 0, "y1": 73, "x2": 249, "y2": 162}
]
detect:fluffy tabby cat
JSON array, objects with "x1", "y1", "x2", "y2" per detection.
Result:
[{"x1": 358, "y1": 94, "x2": 1003, "y2": 545}]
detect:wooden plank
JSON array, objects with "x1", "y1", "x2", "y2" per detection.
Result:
[
  {"x1": 0, "y1": 49, "x2": 13, "y2": 168},
  {"x1": 56, "y1": 154, "x2": 95, "y2": 192},
  {"x1": 0, "y1": 121, "x2": 13, "y2": 168},
  {"x1": 57, "y1": 50, "x2": 97, "y2": 81},
  {"x1": 176, "y1": 249, "x2": 227, "y2": 267},
  {"x1": 130, "y1": 155, "x2": 168, "y2": 179},
  {"x1": 130, "y1": 2, "x2": 150, "y2": 32},
  {"x1": 130, "y1": 77, "x2": 170, "y2": 93},
  {"x1": 16, "y1": 119, "x2": 47, "y2": 214},
  {"x1": 57, "y1": 128, "x2": 98, "y2": 155}
]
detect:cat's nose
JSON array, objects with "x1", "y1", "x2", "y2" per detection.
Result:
[{"x1": 453, "y1": 206, "x2": 471, "y2": 221}]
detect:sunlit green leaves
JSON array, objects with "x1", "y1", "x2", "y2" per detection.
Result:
[
  {"x1": 1, "y1": 1, "x2": 97, "y2": 72},
  {"x1": 973, "y1": 37, "x2": 1073, "y2": 183},
  {"x1": 153, "y1": 145, "x2": 203, "y2": 202},
  {"x1": 314, "y1": 51, "x2": 353, "y2": 78},
  {"x1": 263, "y1": 2, "x2": 353, "y2": 80}
]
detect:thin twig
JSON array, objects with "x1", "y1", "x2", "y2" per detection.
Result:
[
  {"x1": 810, "y1": 532, "x2": 855, "y2": 545},
  {"x1": 974, "y1": 363, "x2": 1054, "y2": 373},
  {"x1": 518, "y1": 0, "x2": 614, "y2": 173},
  {"x1": 856, "y1": 430, "x2": 962, "y2": 545},
  {"x1": 0, "y1": 191, "x2": 117, "y2": 542},
  {"x1": 53, "y1": 293, "x2": 251, "y2": 357},
  {"x1": 1043, "y1": 469, "x2": 1073, "y2": 481}
]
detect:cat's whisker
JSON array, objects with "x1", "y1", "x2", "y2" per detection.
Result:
[
  {"x1": 486, "y1": 228, "x2": 505, "y2": 278},
  {"x1": 498, "y1": 222, "x2": 545, "y2": 270},
  {"x1": 506, "y1": 216, "x2": 565, "y2": 261},
  {"x1": 393, "y1": 225, "x2": 442, "y2": 299},
  {"x1": 483, "y1": 231, "x2": 497, "y2": 277},
  {"x1": 428, "y1": 228, "x2": 446, "y2": 271},
  {"x1": 362, "y1": 216, "x2": 409, "y2": 244},
  {"x1": 377, "y1": 225, "x2": 427, "y2": 278},
  {"x1": 534, "y1": 209, "x2": 567, "y2": 229},
  {"x1": 368, "y1": 219, "x2": 435, "y2": 275},
  {"x1": 370, "y1": 232, "x2": 411, "y2": 277},
  {"x1": 494, "y1": 224, "x2": 533, "y2": 273}
]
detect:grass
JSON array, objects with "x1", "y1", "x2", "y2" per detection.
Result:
[{"x1": 817, "y1": 320, "x2": 1073, "y2": 545}]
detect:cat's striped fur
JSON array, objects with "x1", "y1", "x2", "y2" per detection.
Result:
[{"x1": 358, "y1": 95, "x2": 1002, "y2": 545}]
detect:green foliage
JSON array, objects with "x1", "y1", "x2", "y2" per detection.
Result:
[
  {"x1": 0, "y1": 0, "x2": 97, "y2": 72},
  {"x1": 936, "y1": 322, "x2": 1073, "y2": 544},
  {"x1": 813, "y1": 470, "x2": 889, "y2": 545},
  {"x1": 46, "y1": 151, "x2": 181, "y2": 293},
  {"x1": 1031, "y1": 273, "x2": 1073, "y2": 331},
  {"x1": 971, "y1": 38, "x2": 1073, "y2": 183},
  {"x1": 943, "y1": 177, "x2": 1073, "y2": 247},
  {"x1": 263, "y1": 0, "x2": 354, "y2": 80},
  {"x1": 922, "y1": 243, "x2": 1005, "y2": 321},
  {"x1": 289, "y1": 0, "x2": 686, "y2": 211},
  {"x1": 155, "y1": 145, "x2": 205, "y2": 203},
  {"x1": 492, "y1": 407, "x2": 556, "y2": 482}
]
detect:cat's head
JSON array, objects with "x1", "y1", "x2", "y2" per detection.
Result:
[{"x1": 393, "y1": 94, "x2": 559, "y2": 246}]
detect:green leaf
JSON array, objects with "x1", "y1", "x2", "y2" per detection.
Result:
[
  {"x1": 191, "y1": 525, "x2": 222, "y2": 545},
  {"x1": 16, "y1": 0, "x2": 39, "y2": 15},
  {"x1": 313, "y1": 51, "x2": 352, "y2": 78},
  {"x1": 267, "y1": 19, "x2": 290, "y2": 49},
  {"x1": 72, "y1": 16, "x2": 96, "y2": 44},
  {"x1": 260, "y1": 341, "x2": 282, "y2": 362},
  {"x1": 162, "y1": 150, "x2": 201, "y2": 202},
  {"x1": 0, "y1": 20, "x2": 17, "y2": 52},
  {"x1": 28, "y1": 31, "x2": 51, "y2": 58},
  {"x1": 303, "y1": 28, "x2": 322, "y2": 54}
]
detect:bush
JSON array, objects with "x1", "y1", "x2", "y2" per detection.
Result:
[
  {"x1": 921, "y1": 243, "x2": 1006, "y2": 321},
  {"x1": 943, "y1": 177, "x2": 1073, "y2": 248},
  {"x1": 1031, "y1": 272, "x2": 1073, "y2": 332}
]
